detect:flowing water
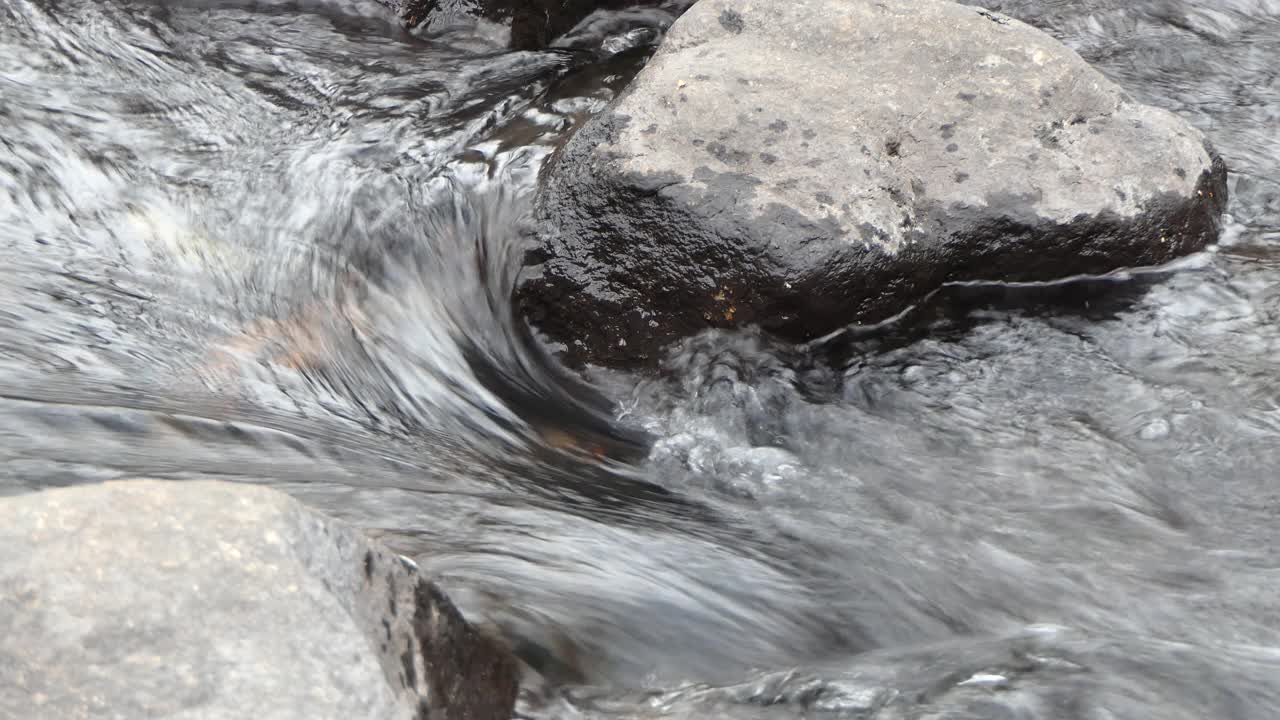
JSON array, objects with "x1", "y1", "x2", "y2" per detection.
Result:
[{"x1": 2, "y1": 0, "x2": 1279, "y2": 716}]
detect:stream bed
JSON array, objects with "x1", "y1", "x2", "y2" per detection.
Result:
[{"x1": 2, "y1": 0, "x2": 1279, "y2": 717}]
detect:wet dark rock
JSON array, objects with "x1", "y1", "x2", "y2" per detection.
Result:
[
  {"x1": 0, "y1": 480, "x2": 518, "y2": 720},
  {"x1": 518, "y1": 0, "x2": 1228, "y2": 366},
  {"x1": 380, "y1": 0, "x2": 668, "y2": 49}
]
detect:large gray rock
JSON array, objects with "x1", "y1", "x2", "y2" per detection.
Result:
[
  {"x1": 0, "y1": 480, "x2": 517, "y2": 720},
  {"x1": 518, "y1": 0, "x2": 1228, "y2": 366}
]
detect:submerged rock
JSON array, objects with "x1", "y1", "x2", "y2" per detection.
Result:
[
  {"x1": 0, "y1": 479, "x2": 517, "y2": 720},
  {"x1": 381, "y1": 0, "x2": 668, "y2": 49},
  {"x1": 518, "y1": 0, "x2": 1228, "y2": 366}
]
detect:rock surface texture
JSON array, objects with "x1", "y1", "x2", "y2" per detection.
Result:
[
  {"x1": 0, "y1": 480, "x2": 517, "y2": 720},
  {"x1": 518, "y1": 0, "x2": 1229, "y2": 366}
]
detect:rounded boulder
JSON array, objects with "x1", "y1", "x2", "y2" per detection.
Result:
[{"x1": 518, "y1": 0, "x2": 1228, "y2": 366}]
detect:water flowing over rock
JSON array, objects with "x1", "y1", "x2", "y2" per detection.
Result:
[
  {"x1": 380, "y1": 0, "x2": 672, "y2": 49},
  {"x1": 0, "y1": 480, "x2": 518, "y2": 720},
  {"x1": 518, "y1": 0, "x2": 1229, "y2": 366}
]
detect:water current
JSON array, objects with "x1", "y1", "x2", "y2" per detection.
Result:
[{"x1": 2, "y1": 0, "x2": 1279, "y2": 717}]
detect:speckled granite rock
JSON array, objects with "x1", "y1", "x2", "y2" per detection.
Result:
[
  {"x1": 518, "y1": 0, "x2": 1228, "y2": 366},
  {"x1": 0, "y1": 479, "x2": 517, "y2": 720}
]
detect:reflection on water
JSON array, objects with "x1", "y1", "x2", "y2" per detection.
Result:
[{"x1": 2, "y1": 0, "x2": 1279, "y2": 716}]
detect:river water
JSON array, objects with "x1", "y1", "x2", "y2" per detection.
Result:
[{"x1": 2, "y1": 0, "x2": 1278, "y2": 717}]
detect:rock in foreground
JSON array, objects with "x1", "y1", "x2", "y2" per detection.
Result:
[
  {"x1": 0, "y1": 480, "x2": 517, "y2": 720},
  {"x1": 519, "y1": 0, "x2": 1228, "y2": 366}
]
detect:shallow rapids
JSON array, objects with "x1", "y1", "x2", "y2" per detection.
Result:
[{"x1": 2, "y1": 0, "x2": 1279, "y2": 717}]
